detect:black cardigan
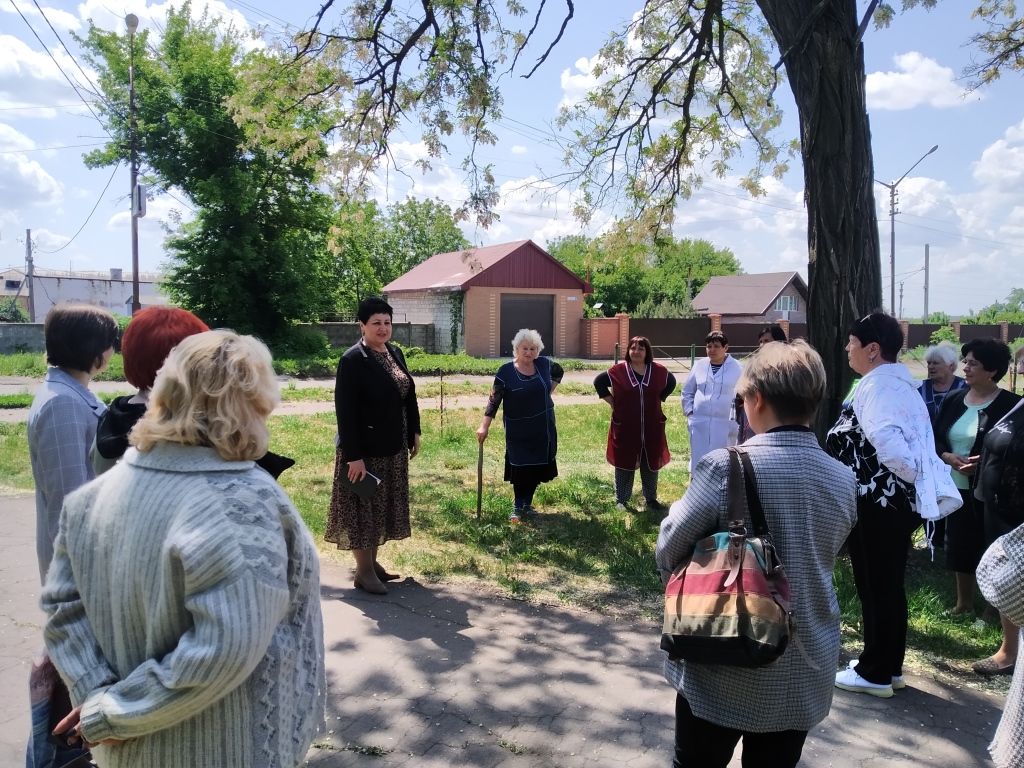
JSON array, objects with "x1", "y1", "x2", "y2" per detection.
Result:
[
  {"x1": 933, "y1": 388, "x2": 1021, "y2": 480},
  {"x1": 335, "y1": 341, "x2": 421, "y2": 461}
]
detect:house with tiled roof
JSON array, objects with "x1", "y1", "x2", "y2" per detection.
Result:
[
  {"x1": 383, "y1": 240, "x2": 592, "y2": 356},
  {"x1": 691, "y1": 271, "x2": 808, "y2": 324}
]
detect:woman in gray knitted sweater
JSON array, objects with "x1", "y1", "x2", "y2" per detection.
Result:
[{"x1": 41, "y1": 331, "x2": 325, "y2": 768}]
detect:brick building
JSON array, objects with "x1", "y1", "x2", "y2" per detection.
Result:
[{"x1": 383, "y1": 240, "x2": 592, "y2": 357}]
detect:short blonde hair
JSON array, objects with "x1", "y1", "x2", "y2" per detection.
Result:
[
  {"x1": 735, "y1": 340, "x2": 826, "y2": 424},
  {"x1": 511, "y1": 328, "x2": 544, "y2": 358},
  {"x1": 130, "y1": 330, "x2": 280, "y2": 461}
]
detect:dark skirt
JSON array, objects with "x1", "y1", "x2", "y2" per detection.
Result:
[
  {"x1": 944, "y1": 489, "x2": 985, "y2": 573},
  {"x1": 326, "y1": 444, "x2": 411, "y2": 551},
  {"x1": 503, "y1": 455, "x2": 558, "y2": 486}
]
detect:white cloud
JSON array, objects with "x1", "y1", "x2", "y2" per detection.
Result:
[
  {"x1": 0, "y1": 122, "x2": 36, "y2": 151},
  {"x1": 0, "y1": 34, "x2": 92, "y2": 114},
  {"x1": 972, "y1": 118, "x2": 1024, "y2": 194},
  {"x1": 106, "y1": 188, "x2": 191, "y2": 231},
  {"x1": 0, "y1": 153, "x2": 63, "y2": 208},
  {"x1": 866, "y1": 52, "x2": 970, "y2": 110},
  {"x1": 0, "y1": 2, "x2": 81, "y2": 32},
  {"x1": 559, "y1": 55, "x2": 603, "y2": 109},
  {"x1": 510, "y1": 145, "x2": 528, "y2": 155}
]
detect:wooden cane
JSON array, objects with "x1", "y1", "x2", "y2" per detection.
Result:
[{"x1": 476, "y1": 440, "x2": 484, "y2": 519}]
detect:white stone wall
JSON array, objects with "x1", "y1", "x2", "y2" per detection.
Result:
[{"x1": 387, "y1": 291, "x2": 463, "y2": 353}]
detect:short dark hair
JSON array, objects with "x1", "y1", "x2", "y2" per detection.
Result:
[
  {"x1": 961, "y1": 337, "x2": 1012, "y2": 382},
  {"x1": 627, "y1": 336, "x2": 653, "y2": 365},
  {"x1": 759, "y1": 324, "x2": 787, "y2": 342},
  {"x1": 44, "y1": 302, "x2": 119, "y2": 372},
  {"x1": 357, "y1": 296, "x2": 393, "y2": 323},
  {"x1": 705, "y1": 331, "x2": 729, "y2": 346},
  {"x1": 121, "y1": 307, "x2": 210, "y2": 390},
  {"x1": 848, "y1": 310, "x2": 903, "y2": 362}
]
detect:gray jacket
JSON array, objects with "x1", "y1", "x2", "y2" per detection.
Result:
[
  {"x1": 656, "y1": 430, "x2": 858, "y2": 732},
  {"x1": 41, "y1": 443, "x2": 326, "y2": 768},
  {"x1": 27, "y1": 367, "x2": 106, "y2": 583}
]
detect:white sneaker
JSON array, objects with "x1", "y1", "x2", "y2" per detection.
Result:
[
  {"x1": 615, "y1": 502, "x2": 628, "y2": 511},
  {"x1": 848, "y1": 659, "x2": 905, "y2": 690},
  {"x1": 835, "y1": 668, "x2": 894, "y2": 698}
]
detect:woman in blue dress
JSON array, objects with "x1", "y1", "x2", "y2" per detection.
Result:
[{"x1": 477, "y1": 329, "x2": 563, "y2": 522}]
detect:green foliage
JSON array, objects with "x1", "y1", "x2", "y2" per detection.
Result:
[
  {"x1": 962, "y1": 287, "x2": 1024, "y2": 324},
  {"x1": 547, "y1": 229, "x2": 739, "y2": 317},
  {"x1": 330, "y1": 197, "x2": 470, "y2": 316},
  {"x1": 930, "y1": 326, "x2": 959, "y2": 344},
  {"x1": 0, "y1": 352, "x2": 48, "y2": 377},
  {"x1": 633, "y1": 297, "x2": 693, "y2": 319},
  {"x1": 76, "y1": 3, "x2": 337, "y2": 343},
  {"x1": 270, "y1": 326, "x2": 331, "y2": 359},
  {"x1": 0, "y1": 297, "x2": 29, "y2": 323},
  {"x1": 926, "y1": 311, "x2": 951, "y2": 325}
]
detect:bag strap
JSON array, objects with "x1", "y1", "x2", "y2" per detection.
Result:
[
  {"x1": 729, "y1": 446, "x2": 772, "y2": 538},
  {"x1": 726, "y1": 447, "x2": 746, "y2": 525}
]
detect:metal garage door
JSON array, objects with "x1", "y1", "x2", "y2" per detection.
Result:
[{"x1": 499, "y1": 294, "x2": 555, "y2": 357}]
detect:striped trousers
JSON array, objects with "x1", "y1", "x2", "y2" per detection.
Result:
[{"x1": 614, "y1": 452, "x2": 659, "y2": 505}]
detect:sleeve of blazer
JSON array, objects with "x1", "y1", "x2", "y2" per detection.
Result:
[
  {"x1": 334, "y1": 350, "x2": 364, "y2": 462},
  {"x1": 392, "y1": 346, "x2": 421, "y2": 444}
]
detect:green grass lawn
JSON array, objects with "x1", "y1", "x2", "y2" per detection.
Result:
[{"x1": 0, "y1": 401, "x2": 1006, "y2": 670}]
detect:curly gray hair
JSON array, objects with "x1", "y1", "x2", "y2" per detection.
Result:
[{"x1": 511, "y1": 328, "x2": 544, "y2": 358}]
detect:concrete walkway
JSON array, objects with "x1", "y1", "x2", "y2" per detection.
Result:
[{"x1": 0, "y1": 493, "x2": 1004, "y2": 767}]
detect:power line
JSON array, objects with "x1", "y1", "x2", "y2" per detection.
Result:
[
  {"x1": 0, "y1": 103, "x2": 82, "y2": 111},
  {"x1": 30, "y1": 0, "x2": 111, "y2": 109},
  {"x1": 0, "y1": 142, "x2": 106, "y2": 154},
  {"x1": 7, "y1": 0, "x2": 111, "y2": 138},
  {"x1": 38, "y1": 160, "x2": 122, "y2": 253}
]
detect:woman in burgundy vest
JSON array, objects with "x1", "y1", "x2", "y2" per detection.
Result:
[{"x1": 594, "y1": 336, "x2": 676, "y2": 510}]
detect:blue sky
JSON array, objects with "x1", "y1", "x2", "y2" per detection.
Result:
[{"x1": 1, "y1": 0, "x2": 1022, "y2": 318}]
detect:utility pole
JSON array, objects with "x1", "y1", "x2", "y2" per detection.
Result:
[
  {"x1": 899, "y1": 282, "x2": 904, "y2": 319},
  {"x1": 923, "y1": 244, "x2": 930, "y2": 323},
  {"x1": 25, "y1": 228, "x2": 35, "y2": 322},
  {"x1": 127, "y1": 13, "x2": 141, "y2": 314},
  {"x1": 875, "y1": 145, "x2": 938, "y2": 316}
]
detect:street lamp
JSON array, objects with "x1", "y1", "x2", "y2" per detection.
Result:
[
  {"x1": 875, "y1": 144, "x2": 938, "y2": 315},
  {"x1": 126, "y1": 13, "x2": 141, "y2": 314}
]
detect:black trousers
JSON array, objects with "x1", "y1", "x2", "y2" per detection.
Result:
[
  {"x1": 846, "y1": 497, "x2": 921, "y2": 685},
  {"x1": 672, "y1": 695, "x2": 807, "y2": 768}
]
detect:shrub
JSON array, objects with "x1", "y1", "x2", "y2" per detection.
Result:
[{"x1": 930, "y1": 325, "x2": 958, "y2": 345}]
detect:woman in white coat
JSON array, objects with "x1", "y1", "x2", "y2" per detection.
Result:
[{"x1": 681, "y1": 331, "x2": 743, "y2": 474}]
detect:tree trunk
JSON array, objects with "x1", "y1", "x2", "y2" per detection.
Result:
[{"x1": 758, "y1": 0, "x2": 883, "y2": 438}]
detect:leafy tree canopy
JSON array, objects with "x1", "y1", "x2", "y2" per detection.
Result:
[
  {"x1": 77, "y1": 3, "x2": 338, "y2": 342},
  {"x1": 330, "y1": 197, "x2": 471, "y2": 316},
  {"x1": 962, "y1": 288, "x2": 1024, "y2": 324},
  {"x1": 547, "y1": 228, "x2": 739, "y2": 317}
]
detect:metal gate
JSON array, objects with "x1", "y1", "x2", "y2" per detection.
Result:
[{"x1": 500, "y1": 294, "x2": 555, "y2": 357}]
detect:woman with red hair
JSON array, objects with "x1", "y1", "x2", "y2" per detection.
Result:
[
  {"x1": 594, "y1": 336, "x2": 676, "y2": 510},
  {"x1": 91, "y1": 307, "x2": 208, "y2": 474}
]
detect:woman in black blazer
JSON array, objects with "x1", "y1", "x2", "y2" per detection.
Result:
[
  {"x1": 327, "y1": 297, "x2": 421, "y2": 595},
  {"x1": 933, "y1": 338, "x2": 1020, "y2": 617}
]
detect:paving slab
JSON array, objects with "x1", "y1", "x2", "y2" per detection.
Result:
[{"x1": 0, "y1": 492, "x2": 1005, "y2": 767}]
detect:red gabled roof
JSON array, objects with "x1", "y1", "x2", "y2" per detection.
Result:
[
  {"x1": 691, "y1": 272, "x2": 807, "y2": 315},
  {"x1": 382, "y1": 240, "x2": 593, "y2": 294}
]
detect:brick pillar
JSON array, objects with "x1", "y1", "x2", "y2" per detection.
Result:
[
  {"x1": 778, "y1": 319, "x2": 791, "y2": 339},
  {"x1": 951, "y1": 321, "x2": 962, "y2": 341},
  {"x1": 999, "y1": 321, "x2": 1009, "y2": 343},
  {"x1": 900, "y1": 320, "x2": 910, "y2": 352},
  {"x1": 708, "y1": 313, "x2": 722, "y2": 333},
  {"x1": 616, "y1": 313, "x2": 630, "y2": 350}
]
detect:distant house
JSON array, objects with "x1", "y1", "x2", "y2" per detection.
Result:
[
  {"x1": 691, "y1": 272, "x2": 808, "y2": 324},
  {"x1": 383, "y1": 240, "x2": 593, "y2": 357}
]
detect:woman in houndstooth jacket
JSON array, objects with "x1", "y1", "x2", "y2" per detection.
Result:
[{"x1": 656, "y1": 341, "x2": 858, "y2": 768}]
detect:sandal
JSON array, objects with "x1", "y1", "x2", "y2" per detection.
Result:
[{"x1": 971, "y1": 657, "x2": 1016, "y2": 676}]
